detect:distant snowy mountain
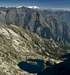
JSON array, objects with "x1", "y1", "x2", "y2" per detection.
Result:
[
  {"x1": 16, "y1": 5, "x2": 40, "y2": 9},
  {"x1": 27, "y1": 6, "x2": 40, "y2": 9},
  {"x1": 16, "y1": 6, "x2": 23, "y2": 8}
]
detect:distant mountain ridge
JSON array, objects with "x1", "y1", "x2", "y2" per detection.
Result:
[{"x1": 0, "y1": 6, "x2": 70, "y2": 45}]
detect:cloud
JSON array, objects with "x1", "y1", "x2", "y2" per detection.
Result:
[{"x1": 46, "y1": 8, "x2": 70, "y2": 11}]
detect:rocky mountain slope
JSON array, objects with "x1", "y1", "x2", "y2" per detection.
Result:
[{"x1": 0, "y1": 24, "x2": 64, "y2": 75}]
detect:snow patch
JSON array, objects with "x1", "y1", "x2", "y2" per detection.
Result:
[
  {"x1": 16, "y1": 6, "x2": 23, "y2": 8},
  {"x1": 27, "y1": 6, "x2": 40, "y2": 9}
]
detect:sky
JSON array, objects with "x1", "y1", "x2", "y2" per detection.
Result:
[{"x1": 0, "y1": 0, "x2": 70, "y2": 8}]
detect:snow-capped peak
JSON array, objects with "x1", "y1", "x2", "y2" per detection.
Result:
[
  {"x1": 16, "y1": 5, "x2": 40, "y2": 9},
  {"x1": 27, "y1": 6, "x2": 40, "y2": 9},
  {"x1": 16, "y1": 6, "x2": 23, "y2": 8}
]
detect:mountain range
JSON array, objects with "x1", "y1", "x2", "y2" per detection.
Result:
[
  {"x1": 0, "y1": 6, "x2": 70, "y2": 44},
  {"x1": 0, "y1": 6, "x2": 70, "y2": 75}
]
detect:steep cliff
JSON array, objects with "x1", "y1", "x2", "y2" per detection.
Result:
[{"x1": 0, "y1": 7, "x2": 70, "y2": 45}]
